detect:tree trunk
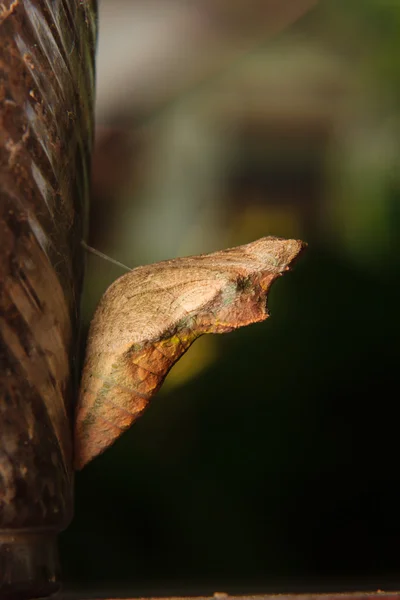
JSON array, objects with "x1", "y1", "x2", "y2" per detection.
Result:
[{"x1": 0, "y1": 1, "x2": 97, "y2": 597}]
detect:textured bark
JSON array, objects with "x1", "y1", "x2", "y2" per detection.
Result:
[{"x1": 0, "y1": 0, "x2": 96, "y2": 597}]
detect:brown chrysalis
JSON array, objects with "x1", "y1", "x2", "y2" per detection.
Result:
[{"x1": 74, "y1": 236, "x2": 305, "y2": 469}]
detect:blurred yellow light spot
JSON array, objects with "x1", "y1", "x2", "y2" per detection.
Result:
[
  {"x1": 163, "y1": 335, "x2": 218, "y2": 391},
  {"x1": 230, "y1": 205, "x2": 301, "y2": 243}
]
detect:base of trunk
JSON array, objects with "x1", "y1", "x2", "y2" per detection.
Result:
[{"x1": 0, "y1": 532, "x2": 60, "y2": 600}]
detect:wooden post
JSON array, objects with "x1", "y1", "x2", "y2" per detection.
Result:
[{"x1": 0, "y1": 1, "x2": 97, "y2": 597}]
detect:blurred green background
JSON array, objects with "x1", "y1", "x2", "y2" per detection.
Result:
[{"x1": 62, "y1": 0, "x2": 400, "y2": 594}]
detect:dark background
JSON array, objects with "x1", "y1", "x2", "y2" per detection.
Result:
[{"x1": 61, "y1": 0, "x2": 400, "y2": 594}]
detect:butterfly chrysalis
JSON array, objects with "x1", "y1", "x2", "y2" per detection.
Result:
[{"x1": 75, "y1": 236, "x2": 305, "y2": 469}]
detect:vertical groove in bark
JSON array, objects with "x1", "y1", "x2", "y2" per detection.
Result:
[{"x1": 0, "y1": 0, "x2": 97, "y2": 596}]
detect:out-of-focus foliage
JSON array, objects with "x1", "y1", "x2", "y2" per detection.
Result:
[{"x1": 63, "y1": 0, "x2": 400, "y2": 593}]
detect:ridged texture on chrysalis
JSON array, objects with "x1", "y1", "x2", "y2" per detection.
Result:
[{"x1": 74, "y1": 236, "x2": 305, "y2": 469}]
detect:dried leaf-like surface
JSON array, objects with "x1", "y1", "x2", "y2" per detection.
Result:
[{"x1": 75, "y1": 237, "x2": 305, "y2": 470}]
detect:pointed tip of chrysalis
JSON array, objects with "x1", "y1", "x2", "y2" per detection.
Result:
[
  {"x1": 74, "y1": 439, "x2": 91, "y2": 471},
  {"x1": 74, "y1": 452, "x2": 88, "y2": 471},
  {"x1": 74, "y1": 378, "x2": 150, "y2": 470},
  {"x1": 268, "y1": 236, "x2": 307, "y2": 266},
  {"x1": 282, "y1": 237, "x2": 307, "y2": 268},
  {"x1": 245, "y1": 236, "x2": 306, "y2": 274},
  {"x1": 74, "y1": 413, "x2": 122, "y2": 470},
  {"x1": 73, "y1": 423, "x2": 95, "y2": 470}
]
